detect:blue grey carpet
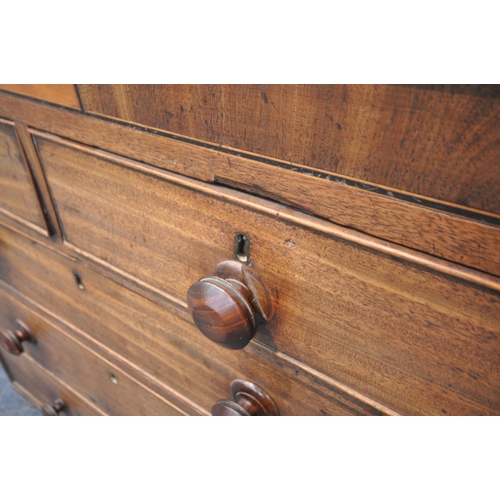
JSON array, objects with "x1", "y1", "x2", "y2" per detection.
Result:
[{"x1": 0, "y1": 362, "x2": 41, "y2": 416}]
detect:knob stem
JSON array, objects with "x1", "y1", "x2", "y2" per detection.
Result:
[
  {"x1": 187, "y1": 261, "x2": 272, "y2": 349},
  {"x1": 211, "y1": 379, "x2": 279, "y2": 416},
  {"x1": 42, "y1": 399, "x2": 67, "y2": 416},
  {"x1": 0, "y1": 320, "x2": 35, "y2": 355}
]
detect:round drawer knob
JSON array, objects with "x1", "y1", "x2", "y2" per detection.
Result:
[
  {"x1": 212, "y1": 379, "x2": 279, "y2": 416},
  {"x1": 42, "y1": 399, "x2": 67, "y2": 416},
  {"x1": 0, "y1": 320, "x2": 35, "y2": 355},
  {"x1": 187, "y1": 261, "x2": 272, "y2": 349}
]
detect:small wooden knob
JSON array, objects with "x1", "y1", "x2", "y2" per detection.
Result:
[
  {"x1": 0, "y1": 320, "x2": 35, "y2": 355},
  {"x1": 42, "y1": 399, "x2": 67, "y2": 416},
  {"x1": 212, "y1": 379, "x2": 279, "y2": 416},
  {"x1": 187, "y1": 261, "x2": 271, "y2": 349}
]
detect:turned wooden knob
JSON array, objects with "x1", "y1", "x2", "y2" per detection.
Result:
[
  {"x1": 212, "y1": 379, "x2": 279, "y2": 416},
  {"x1": 42, "y1": 399, "x2": 67, "y2": 416},
  {"x1": 0, "y1": 320, "x2": 35, "y2": 355},
  {"x1": 187, "y1": 261, "x2": 272, "y2": 349}
]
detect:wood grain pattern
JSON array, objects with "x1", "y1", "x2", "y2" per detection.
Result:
[
  {"x1": 0, "y1": 85, "x2": 81, "y2": 109},
  {"x1": 0, "y1": 119, "x2": 47, "y2": 234},
  {"x1": 0, "y1": 224, "x2": 390, "y2": 416},
  {"x1": 1, "y1": 93, "x2": 499, "y2": 276},
  {"x1": 30, "y1": 139, "x2": 500, "y2": 414},
  {"x1": 34, "y1": 134, "x2": 500, "y2": 290},
  {"x1": 0, "y1": 287, "x2": 185, "y2": 416},
  {"x1": 0, "y1": 351, "x2": 104, "y2": 415},
  {"x1": 77, "y1": 84, "x2": 500, "y2": 214}
]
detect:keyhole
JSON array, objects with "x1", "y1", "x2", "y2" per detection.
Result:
[
  {"x1": 73, "y1": 271, "x2": 85, "y2": 290},
  {"x1": 234, "y1": 233, "x2": 250, "y2": 263}
]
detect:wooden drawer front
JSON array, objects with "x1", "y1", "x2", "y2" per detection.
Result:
[
  {"x1": 0, "y1": 288, "x2": 184, "y2": 416},
  {"x1": 33, "y1": 136, "x2": 500, "y2": 415},
  {"x1": 0, "y1": 226, "x2": 385, "y2": 416},
  {"x1": 0, "y1": 120, "x2": 47, "y2": 232},
  {"x1": 0, "y1": 351, "x2": 103, "y2": 416}
]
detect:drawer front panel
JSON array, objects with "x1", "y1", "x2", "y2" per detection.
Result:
[
  {"x1": 33, "y1": 136, "x2": 500, "y2": 415},
  {"x1": 0, "y1": 288, "x2": 184, "y2": 416},
  {"x1": 0, "y1": 351, "x2": 103, "y2": 416},
  {"x1": 0, "y1": 225, "x2": 386, "y2": 416},
  {"x1": 0, "y1": 120, "x2": 46, "y2": 232}
]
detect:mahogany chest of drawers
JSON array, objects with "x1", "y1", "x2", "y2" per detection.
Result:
[{"x1": 1, "y1": 84, "x2": 499, "y2": 416}]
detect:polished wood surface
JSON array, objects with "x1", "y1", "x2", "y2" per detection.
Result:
[
  {"x1": 0, "y1": 351, "x2": 103, "y2": 416},
  {"x1": 1, "y1": 85, "x2": 499, "y2": 416},
  {"x1": 188, "y1": 278, "x2": 256, "y2": 349},
  {"x1": 16, "y1": 136, "x2": 500, "y2": 414},
  {"x1": 34, "y1": 135, "x2": 500, "y2": 294},
  {"x1": 0, "y1": 288, "x2": 185, "y2": 416},
  {"x1": 0, "y1": 225, "x2": 389, "y2": 415},
  {"x1": 212, "y1": 379, "x2": 279, "y2": 416},
  {"x1": 77, "y1": 84, "x2": 500, "y2": 214},
  {"x1": 1, "y1": 92, "x2": 498, "y2": 276},
  {"x1": 0, "y1": 85, "x2": 81, "y2": 109},
  {"x1": 0, "y1": 119, "x2": 47, "y2": 234}
]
